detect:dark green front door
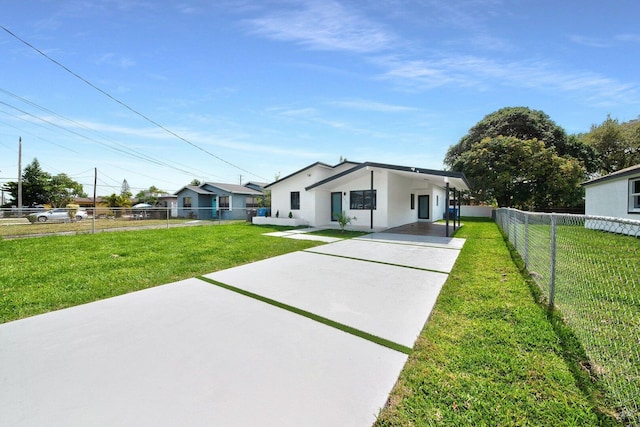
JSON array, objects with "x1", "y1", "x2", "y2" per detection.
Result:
[
  {"x1": 331, "y1": 192, "x2": 342, "y2": 221},
  {"x1": 418, "y1": 195, "x2": 430, "y2": 219}
]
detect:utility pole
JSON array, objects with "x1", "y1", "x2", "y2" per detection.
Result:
[
  {"x1": 17, "y1": 137, "x2": 22, "y2": 215},
  {"x1": 239, "y1": 174, "x2": 243, "y2": 185}
]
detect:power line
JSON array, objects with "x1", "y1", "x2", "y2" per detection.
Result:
[
  {"x1": 1, "y1": 25, "x2": 267, "y2": 181},
  {"x1": 0, "y1": 88, "x2": 227, "y2": 182}
]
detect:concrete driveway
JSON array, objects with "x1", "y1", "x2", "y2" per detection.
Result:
[{"x1": 0, "y1": 232, "x2": 464, "y2": 426}]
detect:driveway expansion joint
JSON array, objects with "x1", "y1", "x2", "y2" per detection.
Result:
[{"x1": 197, "y1": 275, "x2": 413, "y2": 355}]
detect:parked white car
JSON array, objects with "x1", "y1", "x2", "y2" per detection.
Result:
[{"x1": 35, "y1": 208, "x2": 89, "y2": 222}]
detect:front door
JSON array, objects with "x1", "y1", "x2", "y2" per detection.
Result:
[
  {"x1": 212, "y1": 197, "x2": 217, "y2": 219},
  {"x1": 418, "y1": 195, "x2": 430, "y2": 219},
  {"x1": 331, "y1": 192, "x2": 342, "y2": 221}
]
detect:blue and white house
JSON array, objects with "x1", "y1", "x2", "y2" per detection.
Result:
[{"x1": 174, "y1": 182, "x2": 264, "y2": 220}]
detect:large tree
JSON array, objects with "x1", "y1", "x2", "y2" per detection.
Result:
[
  {"x1": 135, "y1": 185, "x2": 164, "y2": 206},
  {"x1": 452, "y1": 136, "x2": 584, "y2": 209},
  {"x1": 582, "y1": 115, "x2": 640, "y2": 175},
  {"x1": 3, "y1": 158, "x2": 85, "y2": 207},
  {"x1": 48, "y1": 173, "x2": 86, "y2": 207},
  {"x1": 445, "y1": 106, "x2": 597, "y2": 173}
]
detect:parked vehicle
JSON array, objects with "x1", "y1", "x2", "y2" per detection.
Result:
[{"x1": 35, "y1": 208, "x2": 88, "y2": 222}]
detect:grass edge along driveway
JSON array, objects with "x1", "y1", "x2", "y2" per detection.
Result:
[{"x1": 375, "y1": 218, "x2": 620, "y2": 427}]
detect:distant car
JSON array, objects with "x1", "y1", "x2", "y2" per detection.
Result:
[{"x1": 35, "y1": 208, "x2": 88, "y2": 222}]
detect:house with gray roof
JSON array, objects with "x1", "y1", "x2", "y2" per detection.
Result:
[{"x1": 174, "y1": 182, "x2": 264, "y2": 220}]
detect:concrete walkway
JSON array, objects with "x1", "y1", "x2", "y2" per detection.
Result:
[{"x1": 0, "y1": 232, "x2": 464, "y2": 426}]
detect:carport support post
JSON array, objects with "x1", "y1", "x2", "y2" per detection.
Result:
[
  {"x1": 452, "y1": 188, "x2": 457, "y2": 232},
  {"x1": 370, "y1": 169, "x2": 374, "y2": 230},
  {"x1": 445, "y1": 182, "x2": 450, "y2": 237},
  {"x1": 457, "y1": 190, "x2": 461, "y2": 228}
]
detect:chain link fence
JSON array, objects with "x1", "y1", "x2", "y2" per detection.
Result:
[
  {"x1": 0, "y1": 206, "x2": 258, "y2": 239},
  {"x1": 495, "y1": 208, "x2": 640, "y2": 426}
]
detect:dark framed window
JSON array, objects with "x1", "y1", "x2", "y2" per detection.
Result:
[
  {"x1": 350, "y1": 190, "x2": 376, "y2": 210},
  {"x1": 219, "y1": 196, "x2": 230, "y2": 210},
  {"x1": 410, "y1": 193, "x2": 415, "y2": 210},
  {"x1": 629, "y1": 178, "x2": 640, "y2": 213},
  {"x1": 290, "y1": 191, "x2": 300, "y2": 210},
  {"x1": 183, "y1": 196, "x2": 192, "y2": 208},
  {"x1": 246, "y1": 196, "x2": 260, "y2": 208}
]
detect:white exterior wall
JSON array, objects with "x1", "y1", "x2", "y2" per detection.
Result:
[
  {"x1": 322, "y1": 170, "x2": 388, "y2": 229},
  {"x1": 460, "y1": 205, "x2": 494, "y2": 217},
  {"x1": 431, "y1": 187, "x2": 446, "y2": 221},
  {"x1": 585, "y1": 178, "x2": 636, "y2": 220},
  {"x1": 270, "y1": 164, "x2": 344, "y2": 225},
  {"x1": 387, "y1": 173, "x2": 415, "y2": 228}
]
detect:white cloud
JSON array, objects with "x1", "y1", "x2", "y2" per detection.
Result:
[
  {"x1": 377, "y1": 54, "x2": 638, "y2": 105},
  {"x1": 243, "y1": 0, "x2": 396, "y2": 53},
  {"x1": 569, "y1": 35, "x2": 610, "y2": 48},
  {"x1": 616, "y1": 33, "x2": 640, "y2": 43},
  {"x1": 330, "y1": 98, "x2": 417, "y2": 112},
  {"x1": 96, "y1": 53, "x2": 136, "y2": 68}
]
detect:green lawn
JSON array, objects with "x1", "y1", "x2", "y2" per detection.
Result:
[
  {"x1": 375, "y1": 218, "x2": 620, "y2": 426},
  {"x1": 0, "y1": 219, "x2": 621, "y2": 425},
  {"x1": 0, "y1": 217, "x2": 196, "y2": 238},
  {"x1": 505, "y1": 219, "x2": 639, "y2": 425},
  {"x1": 0, "y1": 223, "x2": 323, "y2": 323}
]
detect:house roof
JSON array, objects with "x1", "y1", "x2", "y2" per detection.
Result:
[
  {"x1": 264, "y1": 161, "x2": 361, "y2": 189},
  {"x1": 582, "y1": 164, "x2": 640, "y2": 187},
  {"x1": 173, "y1": 185, "x2": 214, "y2": 196},
  {"x1": 304, "y1": 161, "x2": 470, "y2": 191},
  {"x1": 201, "y1": 182, "x2": 263, "y2": 195}
]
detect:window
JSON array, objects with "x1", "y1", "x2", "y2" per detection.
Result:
[
  {"x1": 629, "y1": 178, "x2": 640, "y2": 213},
  {"x1": 183, "y1": 196, "x2": 192, "y2": 208},
  {"x1": 350, "y1": 190, "x2": 376, "y2": 210},
  {"x1": 219, "y1": 196, "x2": 229, "y2": 210},
  {"x1": 246, "y1": 196, "x2": 260, "y2": 209},
  {"x1": 410, "y1": 193, "x2": 415, "y2": 210},
  {"x1": 290, "y1": 191, "x2": 300, "y2": 210}
]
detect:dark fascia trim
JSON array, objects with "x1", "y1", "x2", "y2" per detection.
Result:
[
  {"x1": 582, "y1": 165, "x2": 640, "y2": 187},
  {"x1": 305, "y1": 161, "x2": 471, "y2": 191},
  {"x1": 264, "y1": 160, "x2": 361, "y2": 189}
]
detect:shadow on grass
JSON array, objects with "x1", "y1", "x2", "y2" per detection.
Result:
[{"x1": 499, "y1": 225, "x2": 621, "y2": 426}]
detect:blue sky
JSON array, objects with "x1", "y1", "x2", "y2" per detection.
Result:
[{"x1": 1, "y1": 0, "x2": 639, "y2": 196}]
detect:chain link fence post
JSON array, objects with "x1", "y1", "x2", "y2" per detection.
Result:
[{"x1": 548, "y1": 213, "x2": 557, "y2": 308}]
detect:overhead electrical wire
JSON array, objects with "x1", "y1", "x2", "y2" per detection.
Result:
[
  {"x1": 0, "y1": 88, "x2": 227, "y2": 183},
  {"x1": 1, "y1": 25, "x2": 267, "y2": 182}
]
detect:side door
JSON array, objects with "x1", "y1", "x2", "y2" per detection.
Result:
[
  {"x1": 331, "y1": 192, "x2": 342, "y2": 221},
  {"x1": 418, "y1": 195, "x2": 430, "y2": 220}
]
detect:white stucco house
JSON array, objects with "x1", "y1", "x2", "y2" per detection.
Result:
[
  {"x1": 253, "y1": 161, "x2": 470, "y2": 230},
  {"x1": 583, "y1": 164, "x2": 640, "y2": 219},
  {"x1": 582, "y1": 164, "x2": 640, "y2": 236}
]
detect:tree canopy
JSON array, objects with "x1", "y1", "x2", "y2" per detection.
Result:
[
  {"x1": 445, "y1": 106, "x2": 598, "y2": 174},
  {"x1": 2, "y1": 158, "x2": 86, "y2": 207},
  {"x1": 452, "y1": 136, "x2": 584, "y2": 209},
  {"x1": 446, "y1": 107, "x2": 595, "y2": 209},
  {"x1": 581, "y1": 115, "x2": 640, "y2": 175}
]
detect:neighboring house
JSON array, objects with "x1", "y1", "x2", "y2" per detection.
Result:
[
  {"x1": 583, "y1": 164, "x2": 640, "y2": 220},
  {"x1": 259, "y1": 161, "x2": 469, "y2": 230},
  {"x1": 174, "y1": 182, "x2": 264, "y2": 220}
]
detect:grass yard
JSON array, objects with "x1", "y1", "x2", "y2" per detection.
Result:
[
  {"x1": 375, "y1": 218, "x2": 620, "y2": 426},
  {"x1": 506, "y1": 219, "x2": 640, "y2": 425},
  {"x1": 0, "y1": 217, "x2": 198, "y2": 238},
  {"x1": 0, "y1": 223, "x2": 324, "y2": 323},
  {"x1": 0, "y1": 219, "x2": 623, "y2": 425}
]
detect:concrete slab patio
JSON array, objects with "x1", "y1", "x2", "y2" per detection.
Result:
[{"x1": 0, "y1": 232, "x2": 465, "y2": 426}]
